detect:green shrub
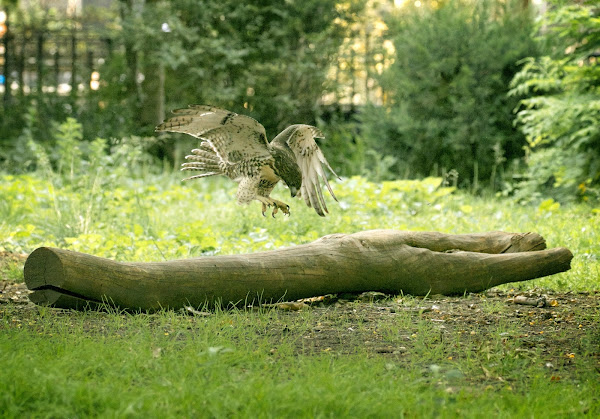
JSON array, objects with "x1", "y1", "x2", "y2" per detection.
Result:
[
  {"x1": 318, "y1": 115, "x2": 400, "y2": 182},
  {"x1": 363, "y1": 0, "x2": 537, "y2": 189},
  {"x1": 509, "y1": 2, "x2": 600, "y2": 203},
  {"x1": 15, "y1": 117, "x2": 160, "y2": 240}
]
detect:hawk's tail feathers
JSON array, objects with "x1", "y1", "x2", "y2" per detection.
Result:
[
  {"x1": 189, "y1": 144, "x2": 219, "y2": 160},
  {"x1": 181, "y1": 148, "x2": 223, "y2": 182}
]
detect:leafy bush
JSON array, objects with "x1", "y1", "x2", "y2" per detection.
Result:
[
  {"x1": 317, "y1": 115, "x2": 400, "y2": 182},
  {"x1": 0, "y1": 1, "x2": 366, "y2": 168},
  {"x1": 111, "y1": 0, "x2": 367, "y2": 135},
  {"x1": 11, "y1": 117, "x2": 160, "y2": 240},
  {"x1": 509, "y1": 1, "x2": 600, "y2": 202},
  {"x1": 363, "y1": 0, "x2": 537, "y2": 189}
]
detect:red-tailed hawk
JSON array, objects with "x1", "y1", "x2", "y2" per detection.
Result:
[{"x1": 156, "y1": 105, "x2": 339, "y2": 217}]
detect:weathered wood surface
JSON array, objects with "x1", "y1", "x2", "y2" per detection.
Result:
[{"x1": 24, "y1": 230, "x2": 573, "y2": 311}]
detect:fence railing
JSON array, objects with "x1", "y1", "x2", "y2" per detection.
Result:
[{"x1": 1, "y1": 15, "x2": 117, "y2": 101}]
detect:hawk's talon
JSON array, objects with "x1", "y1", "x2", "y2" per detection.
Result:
[{"x1": 258, "y1": 197, "x2": 289, "y2": 218}]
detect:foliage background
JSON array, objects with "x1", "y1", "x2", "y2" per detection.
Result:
[
  {"x1": 0, "y1": 0, "x2": 598, "y2": 203},
  {"x1": 357, "y1": 0, "x2": 537, "y2": 189},
  {"x1": 509, "y1": 1, "x2": 600, "y2": 203}
]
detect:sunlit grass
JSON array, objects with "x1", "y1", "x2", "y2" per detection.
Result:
[{"x1": 1, "y1": 171, "x2": 598, "y2": 290}]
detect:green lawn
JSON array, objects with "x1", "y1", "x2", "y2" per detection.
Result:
[
  {"x1": 1, "y1": 172, "x2": 598, "y2": 290},
  {"x1": 1, "y1": 294, "x2": 598, "y2": 418},
  {"x1": 1, "y1": 172, "x2": 599, "y2": 417}
]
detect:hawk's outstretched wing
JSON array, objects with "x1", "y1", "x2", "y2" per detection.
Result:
[
  {"x1": 272, "y1": 124, "x2": 340, "y2": 216},
  {"x1": 156, "y1": 105, "x2": 273, "y2": 180}
]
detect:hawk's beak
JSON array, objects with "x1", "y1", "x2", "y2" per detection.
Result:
[{"x1": 289, "y1": 186, "x2": 298, "y2": 198}]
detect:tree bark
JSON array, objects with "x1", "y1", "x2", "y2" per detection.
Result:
[{"x1": 23, "y1": 230, "x2": 573, "y2": 311}]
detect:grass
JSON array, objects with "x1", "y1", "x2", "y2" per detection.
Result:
[
  {"x1": 1, "y1": 171, "x2": 599, "y2": 290},
  {"x1": 1, "y1": 294, "x2": 598, "y2": 417},
  {"x1": 1, "y1": 168, "x2": 599, "y2": 417}
]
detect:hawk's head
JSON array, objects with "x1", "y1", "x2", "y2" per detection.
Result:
[
  {"x1": 270, "y1": 140, "x2": 302, "y2": 198},
  {"x1": 281, "y1": 168, "x2": 302, "y2": 198},
  {"x1": 288, "y1": 185, "x2": 299, "y2": 198}
]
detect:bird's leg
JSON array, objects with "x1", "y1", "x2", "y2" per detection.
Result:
[
  {"x1": 257, "y1": 197, "x2": 290, "y2": 217},
  {"x1": 270, "y1": 199, "x2": 290, "y2": 217}
]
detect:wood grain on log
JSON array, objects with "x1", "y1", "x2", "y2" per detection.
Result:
[{"x1": 24, "y1": 230, "x2": 573, "y2": 311}]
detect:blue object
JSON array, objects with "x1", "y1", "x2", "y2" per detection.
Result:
[{"x1": 0, "y1": 75, "x2": 4, "y2": 85}]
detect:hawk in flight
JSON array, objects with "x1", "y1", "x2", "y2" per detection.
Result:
[{"x1": 156, "y1": 105, "x2": 339, "y2": 217}]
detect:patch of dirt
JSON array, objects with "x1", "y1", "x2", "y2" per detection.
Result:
[
  {"x1": 298, "y1": 290, "x2": 598, "y2": 356},
  {"x1": 258, "y1": 290, "x2": 600, "y2": 387},
  {"x1": 0, "y1": 252, "x2": 30, "y2": 305},
  {"x1": 0, "y1": 281, "x2": 32, "y2": 305}
]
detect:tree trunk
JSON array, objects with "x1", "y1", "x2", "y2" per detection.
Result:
[
  {"x1": 138, "y1": 0, "x2": 165, "y2": 129},
  {"x1": 24, "y1": 230, "x2": 573, "y2": 311},
  {"x1": 139, "y1": 60, "x2": 165, "y2": 128}
]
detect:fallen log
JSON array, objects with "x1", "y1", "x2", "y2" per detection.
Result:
[{"x1": 23, "y1": 230, "x2": 573, "y2": 311}]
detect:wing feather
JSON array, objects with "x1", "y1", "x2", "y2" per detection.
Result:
[
  {"x1": 156, "y1": 105, "x2": 273, "y2": 179},
  {"x1": 274, "y1": 124, "x2": 339, "y2": 217}
]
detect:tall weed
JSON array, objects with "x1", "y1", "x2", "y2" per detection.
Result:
[{"x1": 22, "y1": 117, "x2": 160, "y2": 239}]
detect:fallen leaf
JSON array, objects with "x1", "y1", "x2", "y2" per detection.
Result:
[
  {"x1": 263, "y1": 302, "x2": 306, "y2": 311},
  {"x1": 205, "y1": 346, "x2": 234, "y2": 356},
  {"x1": 429, "y1": 364, "x2": 442, "y2": 374},
  {"x1": 184, "y1": 306, "x2": 212, "y2": 316}
]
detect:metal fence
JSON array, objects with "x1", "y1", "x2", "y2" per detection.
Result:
[{"x1": 1, "y1": 14, "x2": 116, "y2": 102}]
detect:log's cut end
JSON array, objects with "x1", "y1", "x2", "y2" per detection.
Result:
[
  {"x1": 503, "y1": 232, "x2": 546, "y2": 253},
  {"x1": 533, "y1": 246, "x2": 573, "y2": 278},
  {"x1": 24, "y1": 247, "x2": 65, "y2": 290},
  {"x1": 24, "y1": 247, "x2": 68, "y2": 307}
]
